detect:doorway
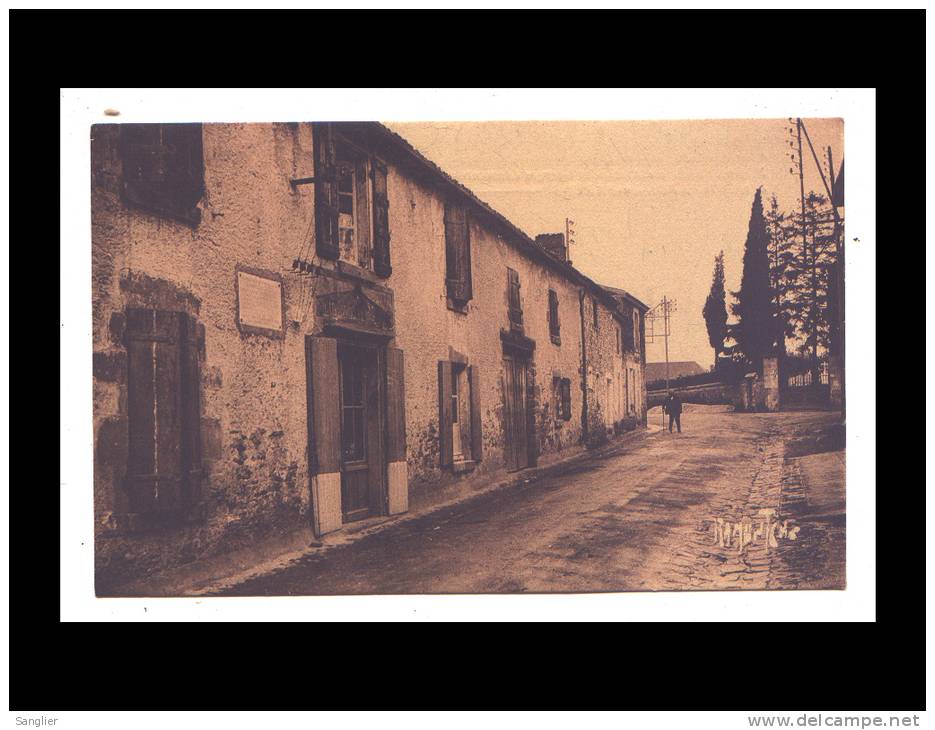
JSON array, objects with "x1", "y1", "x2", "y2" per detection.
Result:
[
  {"x1": 337, "y1": 342, "x2": 385, "y2": 522},
  {"x1": 502, "y1": 354, "x2": 530, "y2": 472}
]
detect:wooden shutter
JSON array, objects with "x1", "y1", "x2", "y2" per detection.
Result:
[
  {"x1": 372, "y1": 158, "x2": 392, "y2": 277},
  {"x1": 163, "y1": 124, "x2": 204, "y2": 215},
  {"x1": 507, "y1": 268, "x2": 523, "y2": 330},
  {"x1": 125, "y1": 309, "x2": 184, "y2": 515},
  {"x1": 120, "y1": 124, "x2": 165, "y2": 187},
  {"x1": 561, "y1": 378, "x2": 572, "y2": 421},
  {"x1": 525, "y1": 366, "x2": 538, "y2": 468},
  {"x1": 636, "y1": 316, "x2": 641, "y2": 353},
  {"x1": 444, "y1": 202, "x2": 472, "y2": 302},
  {"x1": 385, "y1": 348, "x2": 407, "y2": 464},
  {"x1": 438, "y1": 360, "x2": 453, "y2": 468},
  {"x1": 623, "y1": 307, "x2": 635, "y2": 350},
  {"x1": 548, "y1": 289, "x2": 560, "y2": 339},
  {"x1": 355, "y1": 159, "x2": 372, "y2": 270},
  {"x1": 462, "y1": 212, "x2": 473, "y2": 300},
  {"x1": 179, "y1": 315, "x2": 203, "y2": 509},
  {"x1": 502, "y1": 358, "x2": 516, "y2": 471},
  {"x1": 306, "y1": 336, "x2": 341, "y2": 475},
  {"x1": 119, "y1": 124, "x2": 203, "y2": 224},
  {"x1": 313, "y1": 123, "x2": 340, "y2": 260},
  {"x1": 468, "y1": 365, "x2": 482, "y2": 462}
]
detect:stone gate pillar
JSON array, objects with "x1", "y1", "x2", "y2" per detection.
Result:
[{"x1": 762, "y1": 357, "x2": 780, "y2": 412}]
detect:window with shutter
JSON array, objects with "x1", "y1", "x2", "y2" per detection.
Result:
[
  {"x1": 308, "y1": 127, "x2": 388, "y2": 275},
  {"x1": 125, "y1": 308, "x2": 202, "y2": 521},
  {"x1": 623, "y1": 306, "x2": 635, "y2": 351},
  {"x1": 548, "y1": 289, "x2": 561, "y2": 345},
  {"x1": 560, "y1": 378, "x2": 572, "y2": 421},
  {"x1": 438, "y1": 360, "x2": 482, "y2": 468},
  {"x1": 444, "y1": 201, "x2": 472, "y2": 305},
  {"x1": 507, "y1": 268, "x2": 523, "y2": 333},
  {"x1": 119, "y1": 123, "x2": 203, "y2": 225}
]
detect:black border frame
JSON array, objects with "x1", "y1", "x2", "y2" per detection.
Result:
[{"x1": 17, "y1": 7, "x2": 922, "y2": 713}]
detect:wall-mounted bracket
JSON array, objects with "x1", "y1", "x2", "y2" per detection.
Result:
[{"x1": 289, "y1": 176, "x2": 317, "y2": 188}]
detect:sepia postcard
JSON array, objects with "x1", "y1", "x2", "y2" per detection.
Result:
[{"x1": 89, "y1": 114, "x2": 847, "y2": 598}]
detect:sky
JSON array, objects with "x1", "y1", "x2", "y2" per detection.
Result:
[{"x1": 387, "y1": 118, "x2": 843, "y2": 369}]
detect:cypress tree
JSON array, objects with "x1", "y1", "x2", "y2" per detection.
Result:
[
  {"x1": 702, "y1": 251, "x2": 728, "y2": 369},
  {"x1": 731, "y1": 188, "x2": 775, "y2": 371}
]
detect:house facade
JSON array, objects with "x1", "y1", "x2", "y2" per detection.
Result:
[{"x1": 91, "y1": 122, "x2": 647, "y2": 591}]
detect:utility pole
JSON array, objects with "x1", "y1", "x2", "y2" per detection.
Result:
[
  {"x1": 645, "y1": 296, "x2": 677, "y2": 427},
  {"x1": 663, "y1": 296, "x2": 670, "y2": 391},
  {"x1": 828, "y1": 144, "x2": 846, "y2": 419},
  {"x1": 787, "y1": 118, "x2": 845, "y2": 411},
  {"x1": 795, "y1": 118, "x2": 820, "y2": 386},
  {"x1": 796, "y1": 118, "x2": 808, "y2": 275}
]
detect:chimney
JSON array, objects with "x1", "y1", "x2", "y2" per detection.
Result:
[{"x1": 535, "y1": 233, "x2": 568, "y2": 263}]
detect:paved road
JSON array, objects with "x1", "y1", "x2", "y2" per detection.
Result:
[{"x1": 217, "y1": 406, "x2": 845, "y2": 595}]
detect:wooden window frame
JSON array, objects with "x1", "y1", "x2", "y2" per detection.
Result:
[{"x1": 334, "y1": 139, "x2": 378, "y2": 272}]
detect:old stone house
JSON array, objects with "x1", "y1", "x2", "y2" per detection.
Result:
[{"x1": 91, "y1": 121, "x2": 647, "y2": 591}]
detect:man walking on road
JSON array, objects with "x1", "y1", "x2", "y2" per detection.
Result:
[{"x1": 663, "y1": 391, "x2": 683, "y2": 433}]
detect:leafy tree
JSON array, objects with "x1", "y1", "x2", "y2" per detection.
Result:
[
  {"x1": 731, "y1": 187, "x2": 775, "y2": 371},
  {"x1": 764, "y1": 193, "x2": 799, "y2": 354},
  {"x1": 785, "y1": 192, "x2": 837, "y2": 380},
  {"x1": 702, "y1": 251, "x2": 728, "y2": 369},
  {"x1": 762, "y1": 190, "x2": 840, "y2": 385}
]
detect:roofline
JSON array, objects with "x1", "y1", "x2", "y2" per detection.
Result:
[
  {"x1": 622, "y1": 292, "x2": 650, "y2": 312},
  {"x1": 599, "y1": 285, "x2": 650, "y2": 312},
  {"x1": 361, "y1": 122, "x2": 637, "y2": 324}
]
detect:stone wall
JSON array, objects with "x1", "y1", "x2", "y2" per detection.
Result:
[
  {"x1": 92, "y1": 123, "x2": 318, "y2": 590},
  {"x1": 388, "y1": 167, "x2": 591, "y2": 497}
]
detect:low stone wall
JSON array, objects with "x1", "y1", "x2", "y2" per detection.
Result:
[{"x1": 647, "y1": 382, "x2": 732, "y2": 409}]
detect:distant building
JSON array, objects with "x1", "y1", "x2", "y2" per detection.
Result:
[{"x1": 645, "y1": 361, "x2": 706, "y2": 385}]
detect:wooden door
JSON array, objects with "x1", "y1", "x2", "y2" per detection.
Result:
[
  {"x1": 338, "y1": 343, "x2": 384, "y2": 522},
  {"x1": 503, "y1": 355, "x2": 529, "y2": 472}
]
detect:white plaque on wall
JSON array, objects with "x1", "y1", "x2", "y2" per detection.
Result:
[{"x1": 236, "y1": 268, "x2": 284, "y2": 336}]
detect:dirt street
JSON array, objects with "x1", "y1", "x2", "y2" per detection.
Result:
[{"x1": 216, "y1": 405, "x2": 845, "y2": 595}]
